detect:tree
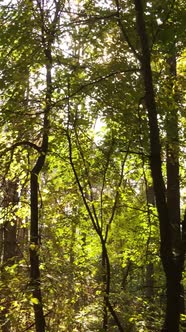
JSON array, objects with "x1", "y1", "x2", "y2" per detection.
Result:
[
  {"x1": 133, "y1": 0, "x2": 185, "y2": 331},
  {"x1": 0, "y1": 0, "x2": 185, "y2": 331}
]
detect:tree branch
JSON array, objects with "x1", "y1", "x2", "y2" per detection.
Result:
[
  {"x1": 114, "y1": 0, "x2": 141, "y2": 60},
  {"x1": 0, "y1": 141, "x2": 41, "y2": 158}
]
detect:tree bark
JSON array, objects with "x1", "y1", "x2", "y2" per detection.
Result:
[
  {"x1": 29, "y1": 39, "x2": 52, "y2": 332},
  {"x1": 0, "y1": 180, "x2": 18, "y2": 332},
  {"x1": 166, "y1": 53, "x2": 181, "y2": 252},
  {"x1": 30, "y1": 172, "x2": 46, "y2": 332},
  {"x1": 164, "y1": 50, "x2": 185, "y2": 330},
  {"x1": 133, "y1": 1, "x2": 184, "y2": 331},
  {"x1": 28, "y1": 1, "x2": 60, "y2": 329}
]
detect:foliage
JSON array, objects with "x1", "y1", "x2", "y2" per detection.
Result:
[{"x1": 0, "y1": 0, "x2": 185, "y2": 331}]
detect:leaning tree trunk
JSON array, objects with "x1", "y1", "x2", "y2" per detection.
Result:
[{"x1": 133, "y1": 1, "x2": 184, "y2": 331}]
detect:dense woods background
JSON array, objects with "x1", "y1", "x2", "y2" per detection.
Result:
[{"x1": 0, "y1": 0, "x2": 185, "y2": 331}]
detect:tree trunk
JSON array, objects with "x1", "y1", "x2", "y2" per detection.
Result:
[
  {"x1": 29, "y1": 38, "x2": 52, "y2": 332},
  {"x1": 1, "y1": 221, "x2": 17, "y2": 332},
  {"x1": 162, "y1": 259, "x2": 183, "y2": 332},
  {"x1": 101, "y1": 238, "x2": 124, "y2": 332},
  {"x1": 30, "y1": 172, "x2": 46, "y2": 332},
  {"x1": 0, "y1": 180, "x2": 18, "y2": 332},
  {"x1": 133, "y1": 1, "x2": 184, "y2": 331},
  {"x1": 164, "y1": 51, "x2": 185, "y2": 328},
  {"x1": 166, "y1": 53, "x2": 181, "y2": 254},
  {"x1": 101, "y1": 242, "x2": 108, "y2": 331}
]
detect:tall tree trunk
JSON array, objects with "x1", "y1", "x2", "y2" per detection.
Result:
[
  {"x1": 133, "y1": 1, "x2": 184, "y2": 331},
  {"x1": 166, "y1": 53, "x2": 181, "y2": 254},
  {"x1": 29, "y1": 44, "x2": 52, "y2": 332},
  {"x1": 29, "y1": 1, "x2": 61, "y2": 329},
  {"x1": 164, "y1": 50, "x2": 185, "y2": 329},
  {"x1": 30, "y1": 172, "x2": 46, "y2": 332}
]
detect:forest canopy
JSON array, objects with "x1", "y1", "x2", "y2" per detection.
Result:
[{"x1": 0, "y1": 0, "x2": 185, "y2": 331}]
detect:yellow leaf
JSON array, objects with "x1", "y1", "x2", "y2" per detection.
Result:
[{"x1": 30, "y1": 297, "x2": 39, "y2": 305}]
